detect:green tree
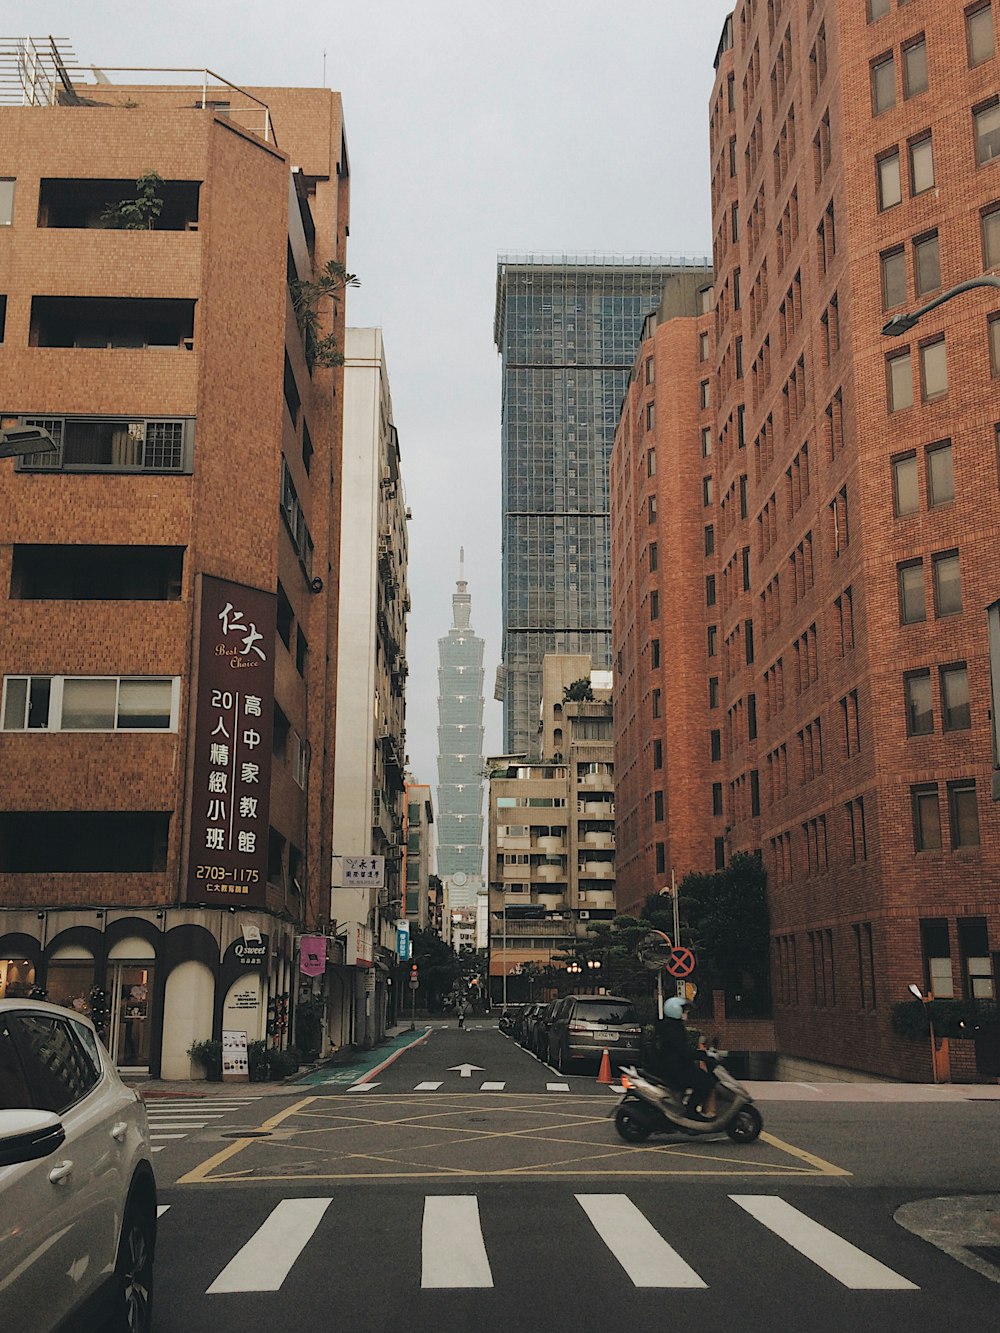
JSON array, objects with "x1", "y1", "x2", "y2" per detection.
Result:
[
  {"x1": 290, "y1": 260, "x2": 359, "y2": 369},
  {"x1": 409, "y1": 926, "x2": 461, "y2": 1010},
  {"x1": 101, "y1": 171, "x2": 164, "y2": 230},
  {"x1": 676, "y1": 851, "x2": 770, "y2": 1006}
]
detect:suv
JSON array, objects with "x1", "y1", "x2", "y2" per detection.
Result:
[
  {"x1": 546, "y1": 995, "x2": 642, "y2": 1071},
  {"x1": 0, "y1": 998, "x2": 157, "y2": 1332}
]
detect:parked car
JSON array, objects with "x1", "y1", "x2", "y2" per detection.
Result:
[
  {"x1": 531, "y1": 999, "x2": 561, "y2": 1058},
  {"x1": 0, "y1": 997, "x2": 157, "y2": 1332},
  {"x1": 546, "y1": 994, "x2": 643, "y2": 1072},
  {"x1": 515, "y1": 1002, "x2": 541, "y2": 1047}
]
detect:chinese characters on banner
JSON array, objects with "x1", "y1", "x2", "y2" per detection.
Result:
[
  {"x1": 187, "y1": 575, "x2": 276, "y2": 908},
  {"x1": 342, "y1": 856, "x2": 385, "y2": 887}
]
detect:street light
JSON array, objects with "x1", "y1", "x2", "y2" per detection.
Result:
[
  {"x1": 882, "y1": 275, "x2": 1000, "y2": 337},
  {"x1": 0, "y1": 425, "x2": 57, "y2": 461},
  {"x1": 908, "y1": 983, "x2": 939, "y2": 1084},
  {"x1": 586, "y1": 957, "x2": 602, "y2": 993}
]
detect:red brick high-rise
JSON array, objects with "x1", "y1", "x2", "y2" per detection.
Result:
[{"x1": 614, "y1": 0, "x2": 1000, "y2": 1080}]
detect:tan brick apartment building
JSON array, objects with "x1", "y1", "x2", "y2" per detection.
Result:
[
  {"x1": 614, "y1": 0, "x2": 1000, "y2": 1080},
  {"x1": 0, "y1": 63, "x2": 351, "y2": 1077}
]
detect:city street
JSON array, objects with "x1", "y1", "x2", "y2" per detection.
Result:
[{"x1": 146, "y1": 1023, "x2": 1000, "y2": 1330}]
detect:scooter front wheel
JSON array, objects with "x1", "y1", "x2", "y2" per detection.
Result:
[
  {"x1": 614, "y1": 1104, "x2": 652, "y2": 1143},
  {"x1": 725, "y1": 1104, "x2": 763, "y2": 1143}
]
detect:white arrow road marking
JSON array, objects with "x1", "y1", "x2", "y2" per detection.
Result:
[
  {"x1": 207, "y1": 1198, "x2": 332, "y2": 1294},
  {"x1": 447, "y1": 1064, "x2": 485, "y2": 1078},
  {"x1": 730, "y1": 1196, "x2": 918, "y2": 1289},
  {"x1": 421, "y1": 1197, "x2": 494, "y2": 1288},
  {"x1": 415, "y1": 1081, "x2": 443, "y2": 1091},
  {"x1": 576, "y1": 1195, "x2": 707, "y2": 1288}
]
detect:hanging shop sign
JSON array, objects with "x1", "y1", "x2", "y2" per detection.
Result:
[
  {"x1": 186, "y1": 575, "x2": 276, "y2": 908},
  {"x1": 300, "y1": 935, "x2": 328, "y2": 977},
  {"x1": 343, "y1": 856, "x2": 385, "y2": 888}
]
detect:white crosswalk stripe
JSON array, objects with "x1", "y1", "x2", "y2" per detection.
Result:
[
  {"x1": 421, "y1": 1196, "x2": 493, "y2": 1288},
  {"x1": 207, "y1": 1198, "x2": 333, "y2": 1294},
  {"x1": 576, "y1": 1194, "x2": 706, "y2": 1288},
  {"x1": 415, "y1": 1081, "x2": 444, "y2": 1090},
  {"x1": 142, "y1": 1097, "x2": 263, "y2": 1149},
  {"x1": 152, "y1": 1192, "x2": 919, "y2": 1297},
  {"x1": 731, "y1": 1195, "x2": 918, "y2": 1289}
]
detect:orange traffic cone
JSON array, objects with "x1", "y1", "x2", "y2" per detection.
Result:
[{"x1": 597, "y1": 1047, "x2": 613, "y2": 1084}]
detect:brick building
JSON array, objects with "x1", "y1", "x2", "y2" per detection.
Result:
[
  {"x1": 613, "y1": 0, "x2": 1000, "y2": 1080},
  {"x1": 0, "y1": 60, "x2": 351, "y2": 1077}
]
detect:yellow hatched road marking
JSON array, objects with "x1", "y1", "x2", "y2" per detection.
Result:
[{"x1": 177, "y1": 1096, "x2": 316, "y2": 1184}]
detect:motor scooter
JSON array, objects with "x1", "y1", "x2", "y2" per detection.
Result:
[{"x1": 611, "y1": 1053, "x2": 763, "y2": 1144}]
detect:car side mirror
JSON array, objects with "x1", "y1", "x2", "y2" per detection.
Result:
[{"x1": 0, "y1": 1111, "x2": 66, "y2": 1168}]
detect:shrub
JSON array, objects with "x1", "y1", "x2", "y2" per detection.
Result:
[
  {"x1": 187, "y1": 1039, "x2": 222, "y2": 1081},
  {"x1": 891, "y1": 998, "x2": 997, "y2": 1040}
]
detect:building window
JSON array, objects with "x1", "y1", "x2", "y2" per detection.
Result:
[
  {"x1": 710, "y1": 729, "x2": 722, "y2": 762},
  {"x1": 712, "y1": 782, "x2": 723, "y2": 817},
  {"x1": 872, "y1": 53, "x2": 896, "y2": 115},
  {"x1": 9, "y1": 544, "x2": 183, "y2": 600},
  {"x1": 699, "y1": 331, "x2": 709, "y2": 362},
  {"x1": 703, "y1": 476, "x2": 713, "y2": 507},
  {"x1": 0, "y1": 179, "x2": 14, "y2": 226},
  {"x1": 646, "y1": 404, "x2": 655, "y2": 432},
  {"x1": 655, "y1": 842, "x2": 666, "y2": 875},
  {"x1": 714, "y1": 837, "x2": 726, "y2": 870},
  {"x1": 700, "y1": 380, "x2": 711, "y2": 409},
  {"x1": 868, "y1": 0, "x2": 890, "y2": 20},
  {"x1": 648, "y1": 494, "x2": 657, "y2": 523},
  {"x1": 984, "y1": 204, "x2": 1000, "y2": 268},
  {"x1": 15, "y1": 415, "x2": 194, "y2": 474},
  {"x1": 645, "y1": 356, "x2": 655, "y2": 384},
  {"x1": 882, "y1": 247, "x2": 907, "y2": 308},
  {"x1": 967, "y1": 3, "x2": 996, "y2": 67},
  {"x1": 887, "y1": 350, "x2": 913, "y2": 410},
  {"x1": 948, "y1": 781, "x2": 980, "y2": 847},
  {"x1": 910, "y1": 134, "x2": 935, "y2": 194},
  {"x1": 921, "y1": 919, "x2": 954, "y2": 996},
  {"x1": 648, "y1": 542, "x2": 658, "y2": 572},
  {"x1": 898, "y1": 559, "x2": 926, "y2": 624},
  {"x1": 974, "y1": 98, "x2": 1000, "y2": 164},
  {"x1": 903, "y1": 37, "x2": 929, "y2": 99},
  {"x1": 653, "y1": 790, "x2": 664, "y2": 822},
  {"x1": 709, "y1": 677, "x2": 719, "y2": 709},
  {"x1": 959, "y1": 918, "x2": 995, "y2": 999},
  {"x1": 651, "y1": 638, "x2": 660, "y2": 668},
  {"x1": 0, "y1": 812, "x2": 169, "y2": 872},
  {"x1": 704, "y1": 524, "x2": 715, "y2": 556},
  {"x1": 653, "y1": 739, "x2": 663, "y2": 769},
  {"x1": 701, "y1": 426, "x2": 713, "y2": 458},
  {"x1": 926, "y1": 441, "x2": 954, "y2": 507},
  {"x1": 912, "y1": 785, "x2": 942, "y2": 851},
  {"x1": 990, "y1": 315, "x2": 1000, "y2": 375},
  {"x1": 706, "y1": 575, "x2": 717, "y2": 607},
  {"x1": 892, "y1": 452, "x2": 919, "y2": 515},
  {"x1": 707, "y1": 625, "x2": 718, "y2": 658},
  {"x1": 913, "y1": 232, "x2": 940, "y2": 297},
  {"x1": 904, "y1": 670, "x2": 934, "y2": 736},
  {"x1": 877, "y1": 150, "x2": 901, "y2": 210},
  {"x1": 938, "y1": 662, "x2": 971, "y2": 732},
  {"x1": 920, "y1": 338, "x2": 948, "y2": 400},
  {"x1": 748, "y1": 692, "x2": 758, "y2": 740},
  {"x1": 652, "y1": 688, "x2": 661, "y2": 719},
  {"x1": 650, "y1": 590, "x2": 660, "y2": 620},
  {"x1": 932, "y1": 549, "x2": 962, "y2": 616},
  {"x1": 646, "y1": 447, "x2": 656, "y2": 477}
]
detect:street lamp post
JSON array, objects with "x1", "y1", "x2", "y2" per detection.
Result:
[
  {"x1": 908, "y1": 983, "x2": 939, "y2": 1084},
  {"x1": 881, "y1": 275, "x2": 1000, "y2": 337}
]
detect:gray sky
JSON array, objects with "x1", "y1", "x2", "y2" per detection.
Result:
[{"x1": 12, "y1": 0, "x2": 732, "y2": 788}]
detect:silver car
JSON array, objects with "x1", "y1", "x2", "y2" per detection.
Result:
[{"x1": 0, "y1": 998, "x2": 157, "y2": 1331}]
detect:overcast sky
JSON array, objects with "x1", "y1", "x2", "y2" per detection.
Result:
[{"x1": 12, "y1": 0, "x2": 732, "y2": 789}]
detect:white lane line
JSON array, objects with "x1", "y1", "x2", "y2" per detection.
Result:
[
  {"x1": 150, "y1": 1134, "x2": 188, "y2": 1141},
  {"x1": 151, "y1": 1146, "x2": 165, "y2": 1153},
  {"x1": 547, "y1": 1082, "x2": 571, "y2": 1092},
  {"x1": 207, "y1": 1198, "x2": 333, "y2": 1294},
  {"x1": 576, "y1": 1195, "x2": 706, "y2": 1288},
  {"x1": 730, "y1": 1196, "x2": 919, "y2": 1289},
  {"x1": 480, "y1": 1081, "x2": 506, "y2": 1091},
  {"x1": 157, "y1": 1205, "x2": 170, "y2": 1218},
  {"x1": 421, "y1": 1196, "x2": 494, "y2": 1289},
  {"x1": 146, "y1": 1120, "x2": 212, "y2": 1127},
  {"x1": 415, "y1": 1082, "x2": 443, "y2": 1091},
  {"x1": 346, "y1": 1083, "x2": 380, "y2": 1092}
]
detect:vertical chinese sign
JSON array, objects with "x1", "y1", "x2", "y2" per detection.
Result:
[{"x1": 187, "y1": 575, "x2": 276, "y2": 909}]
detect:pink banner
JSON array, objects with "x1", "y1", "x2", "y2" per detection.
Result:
[{"x1": 299, "y1": 935, "x2": 327, "y2": 977}]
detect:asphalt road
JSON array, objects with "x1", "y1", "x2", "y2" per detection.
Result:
[{"x1": 147, "y1": 1023, "x2": 1000, "y2": 1331}]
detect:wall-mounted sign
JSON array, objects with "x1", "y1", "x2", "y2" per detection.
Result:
[
  {"x1": 346, "y1": 924, "x2": 374, "y2": 968},
  {"x1": 396, "y1": 920, "x2": 411, "y2": 961},
  {"x1": 187, "y1": 575, "x2": 276, "y2": 908},
  {"x1": 343, "y1": 856, "x2": 384, "y2": 888}
]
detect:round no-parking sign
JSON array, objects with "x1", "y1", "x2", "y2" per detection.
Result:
[{"x1": 666, "y1": 946, "x2": 696, "y2": 979}]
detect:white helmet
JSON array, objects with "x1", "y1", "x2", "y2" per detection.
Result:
[{"x1": 664, "y1": 996, "x2": 689, "y2": 1020}]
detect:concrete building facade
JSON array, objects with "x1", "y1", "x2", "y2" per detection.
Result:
[
  {"x1": 331, "y1": 326, "x2": 410, "y2": 1045},
  {"x1": 403, "y1": 780, "x2": 434, "y2": 932},
  {"x1": 0, "y1": 64, "x2": 351, "y2": 1075}
]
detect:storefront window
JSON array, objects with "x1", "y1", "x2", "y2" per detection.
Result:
[
  {"x1": 0, "y1": 957, "x2": 36, "y2": 998},
  {"x1": 45, "y1": 960, "x2": 95, "y2": 1015}
]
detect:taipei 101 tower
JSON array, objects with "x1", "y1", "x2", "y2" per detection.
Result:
[{"x1": 436, "y1": 551, "x2": 485, "y2": 907}]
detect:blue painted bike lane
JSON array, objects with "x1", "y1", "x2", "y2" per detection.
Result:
[{"x1": 295, "y1": 1026, "x2": 432, "y2": 1088}]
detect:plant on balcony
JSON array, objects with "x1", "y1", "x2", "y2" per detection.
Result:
[
  {"x1": 101, "y1": 171, "x2": 164, "y2": 230},
  {"x1": 562, "y1": 678, "x2": 594, "y2": 702},
  {"x1": 290, "y1": 260, "x2": 359, "y2": 369}
]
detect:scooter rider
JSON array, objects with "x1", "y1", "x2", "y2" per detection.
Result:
[{"x1": 655, "y1": 996, "x2": 716, "y2": 1120}]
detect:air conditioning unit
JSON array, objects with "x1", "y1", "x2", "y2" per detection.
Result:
[{"x1": 578, "y1": 910, "x2": 591, "y2": 920}]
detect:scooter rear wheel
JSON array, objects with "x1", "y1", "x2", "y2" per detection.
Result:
[
  {"x1": 725, "y1": 1105, "x2": 763, "y2": 1143},
  {"x1": 614, "y1": 1104, "x2": 652, "y2": 1143}
]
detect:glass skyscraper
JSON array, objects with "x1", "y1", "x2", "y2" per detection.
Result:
[
  {"x1": 436, "y1": 551, "x2": 485, "y2": 879},
  {"x1": 494, "y1": 254, "x2": 704, "y2": 755}
]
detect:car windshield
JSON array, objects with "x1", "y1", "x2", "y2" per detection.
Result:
[{"x1": 574, "y1": 1001, "x2": 639, "y2": 1025}]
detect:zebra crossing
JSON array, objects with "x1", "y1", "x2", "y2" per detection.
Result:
[
  {"x1": 154, "y1": 1192, "x2": 919, "y2": 1294},
  {"x1": 144, "y1": 1095, "x2": 263, "y2": 1151}
]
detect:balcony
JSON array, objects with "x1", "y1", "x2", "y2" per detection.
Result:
[
  {"x1": 578, "y1": 769, "x2": 613, "y2": 791},
  {"x1": 581, "y1": 830, "x2": 615, "y2": 850},
  {"x1": 578, "y1": 861, "x2": 615, "y2": 880},
  {"x1": 535, "y1": 860, "x2": 567, "y2": 884},
  {"x1": 536, "y1": 834, "x2": 566, "y2": 854}
]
